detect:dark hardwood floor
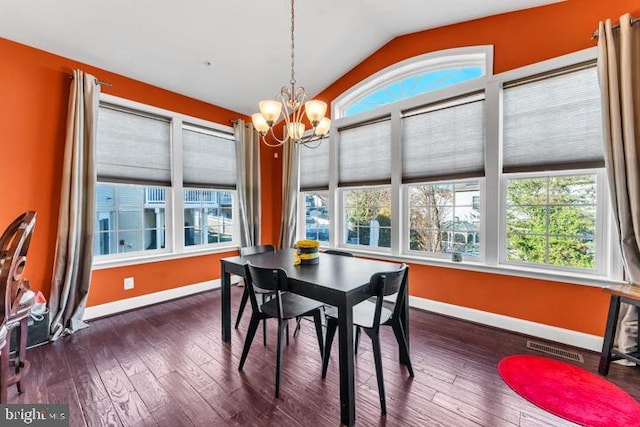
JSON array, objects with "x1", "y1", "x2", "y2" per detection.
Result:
[{"x1": 8, "y1": 286, "x2": 640, "y2": 426}]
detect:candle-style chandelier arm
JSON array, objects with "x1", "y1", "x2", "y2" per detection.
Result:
[{"x1": 251, "y1": 0, "x2": 330, "y2": 149}]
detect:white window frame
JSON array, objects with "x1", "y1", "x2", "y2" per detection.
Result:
[
  {"x1": 297, "y1": 190, "x2": 331, "y2": 246},
  {"x1": 403, "y1": 178, "x2": 485, "y2": 262},
  {"x1": 93, "y1": 94, "x2": 238, "y2": 269},
  {"x1": 182, "y1": 188, "x2": 238, "y2": 251},
  {"x1": 94, "y1": 183, "x2": 172, "y2": 261},
  {"x1": 333, "y1": 46, "x2": 493, "y2": 119},
  {"x1": 315, "y1": 45, "x2": 624, "y2": 286},
  {"x1": 500, "y1": 169, "x2": 609, "y2": 275},
  {"x1": 337, "y1": 184, "x2": 393, "y2": 253}
]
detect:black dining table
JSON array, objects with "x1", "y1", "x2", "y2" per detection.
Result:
[{"x1": 220, "y1": 249, "x2": 411, "y2": 426}]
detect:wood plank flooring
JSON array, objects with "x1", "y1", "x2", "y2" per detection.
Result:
[{"x1": 7, "y1": 286, "x2": 640, "y2": 426}]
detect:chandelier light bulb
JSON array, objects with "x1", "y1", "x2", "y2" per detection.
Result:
[
  {"x1": 314, "y1": 117, "x2": 331, "y2": 136},
  {"x1": 259, "y1": 100, "x2": 283, "y2": 124},
  {"x1": 287, "y1": 122, "x2": 305, "y2": 141},
  {"x1": 251, "y1": 113, "x2": 270, "y2": 134},
  {"x1": 304, "y1": 100, "x2": 327, "y2": 124}
]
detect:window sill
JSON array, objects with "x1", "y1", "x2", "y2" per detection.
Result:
[
  {"x1": 337, "y1": 248, "x2": 625, "y2": 288},
  {"x1": 92, "y1": 244, "x2": 239, "y2": 270}
]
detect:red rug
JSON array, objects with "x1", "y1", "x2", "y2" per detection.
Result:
[{"x1": 498, "y1": 355, "x2": 640, "y2": 427}]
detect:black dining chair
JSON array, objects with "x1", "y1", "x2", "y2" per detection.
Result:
[
  {"x1": 239, "y1": 263, "x2": 325, "y2": 398},
  {"x1": 323, "y1": 249, "x2": 355, "y2": 257},
  {"x1": 235, "y1": 245, "x2": 276, "y2": 345},
  {"x1": 321, "y1": 263, "x2": 413, "y2": 414},
  {"x1": 292, "y1": 249, "x2": 356, "y2": 338}
]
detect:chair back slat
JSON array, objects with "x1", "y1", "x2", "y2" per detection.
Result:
[
  {"x1": 0, "y1": 211, "x2": 36, "y2": 323},
  {"x1": 240, "y1": 244, "x2": 275, "y2": 257},
  {"x1": 369, "y1": 264, "x2": 408, "y2": 329},
  {"x1": 245, "y1": 263, "x2": 287, "y2": 319},
  {"x1": 323, "y1": 250, "x2": 354, "y2": 257}
]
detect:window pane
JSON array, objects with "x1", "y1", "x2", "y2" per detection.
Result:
[
  {"x1": 505, "y1": 174, "x2": 597, "y2": 270},
  {"x1": 304, "y1": 191, "x2": 330, "y2": 243},
  {"x1": 345, "y1": 66, "x2": 484, "y2": 117},
  {"x1": 184, "y1": 189, "x2": 234, "y2": 247},
  {"x1": 342, "y1": 188, "x2": 391, "y2": 248},
  {"x1": 94, "y1": 184, "x2": 166, "y2": 257},
  {"x1": 408, "y1": 181, "x2": 480, "y2": 257}
]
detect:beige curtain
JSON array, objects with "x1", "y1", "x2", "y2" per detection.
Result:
[
  {"x1": 278, "y1": 141, "x2": 300, "y2": 249},
  {"x1": 598, "y1": 14, "x2": 639, "y2": 360},
  {"x1": 49, "y1": 70, "x2": 100, "y2": 340},
  {"x1": 234, "y1": 120, "x2": 262, "y2": 247}
]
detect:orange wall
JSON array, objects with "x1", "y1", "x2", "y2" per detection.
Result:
[
  {"x1": 0, "y1": 37, "x2": 281, "y2": 306},
  {"x1": 307, "y1": 0, "x2": 640, "y2": 337}
]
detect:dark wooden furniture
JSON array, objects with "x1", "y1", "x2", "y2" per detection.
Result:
[
  {"x1": 234, "y1": 245, "x2": 276, "y2": 346},
  {"x1": 599, "y1": 284, "x2": 640, "y2": 375},
  {"x1": 322, "y1": 264, "x2": 413, "y2": 414},
  {"x1": 0, "y1": 211, "x2": 37, "y2": 402},
  {"x1": 323, "y1": 249, "x2": 355, "y2": 257},
  {"x1": 239, "y1": 263, "x2": 324, "y2": 398},
  {"x1": 293, "y1": 249, "x2": 355, "y2": 337},
  {"x1": 221, "y1": 249, "x2": 410, "y2": 426}
]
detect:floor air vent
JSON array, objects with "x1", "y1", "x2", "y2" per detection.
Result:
[{"x1": 526, "y1": 340, "x2": 584, "y2": 363}]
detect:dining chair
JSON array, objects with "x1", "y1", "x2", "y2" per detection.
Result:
[
  {"x1": 321, "y1": 263, "x2": 413, "y2": 414},
  {"x1": 235, "y1": 245, "x2": 276, "y2": 346},
  {"x1": 239, "y1": 262, "x2": 325, "y2": 398},
  {"x1": 323, "y1": 249, "x2": 355, "y2": 257},
  {"x1": 292, "y1": 249, "x2": 356, "y2": 338},
  {"x1": 0, "y1": 211, "x2": 37, "y2": 402}
]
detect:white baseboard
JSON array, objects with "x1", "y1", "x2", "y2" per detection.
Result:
[
  {"x1": 83, "y1": 276, "x2": 241, "y2": 321},
  {"x1": 83, "y1": 279, "x2": 603, "y2": 352},
  {"x1": 409, "y1": 295, "x2": 603, "y2": 352}
]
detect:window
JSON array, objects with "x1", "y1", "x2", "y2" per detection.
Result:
[
  {"x1": 501, "y1": 62, "x2": 605, "y2": 272},
  {"x1": 184, "y1": 189, "x2": 234, "y2": 246},
  {"x1": 505, "y1": 173, "x2": 598, "y2": 270},
  {"x1": 182, "y1": 124, "x2": 237, "y2": 249},
  {"x1": 303, "y1": 47, "x2": 616, "y2": 282},
  {"x1": 299, "y1": 136, "x2": 331, "y2": 243},
  {"x1": 345, "y1": 66, "x2": 484, "y2": 117},
  {"x1": 342, "y1": 187, "x2": 392, "y2": 248},
  {"x1": 334, "y1": 48, "x2": 489, "y2": 119},
  {"x1": 304, "y1": 191, "x2": 330, "y2": 243},
  {"x1": 95, "y1": 184, "x2": 166, "y2": 256},
  {"x1": 94, "y1": 95, "x2": 237, "y2": 262},
  {"x1": 408, "y1": 181, "x2": 481, "y2": 257}
]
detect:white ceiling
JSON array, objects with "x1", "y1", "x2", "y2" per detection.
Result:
[{"x1": 1, "y1": 0, "x2": 563, "y2": 115}]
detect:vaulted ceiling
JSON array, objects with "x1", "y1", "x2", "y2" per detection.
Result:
[{"x1": 0, "y1": 0, "x2": 563, "y2": 114}]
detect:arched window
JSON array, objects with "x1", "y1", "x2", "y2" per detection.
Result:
[{"x1": 334, "y1": 46, "x2": 492, "y2": 119}]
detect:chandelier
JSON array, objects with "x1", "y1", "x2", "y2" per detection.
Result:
[{"x1": 251, "y1": 0, "x2": 330, "y2": 148}]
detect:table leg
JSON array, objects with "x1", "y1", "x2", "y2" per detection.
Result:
[
  {"x1": 598, "y1": 295, "x2": 621, "y2": 375},
  {"x1": 399, "y1": 278, "x2": 411, "y2": 365},
  {"x1": 338, "y1": 303, "x2": 355, "y2": 426},
  {"x1": 221, "y1": 262, "x2": 231, "y2": 342}
]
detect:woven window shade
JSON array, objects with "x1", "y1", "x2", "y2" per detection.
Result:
[
  {"x1": 503, "y1": 65, "x2": 604, "y2": 173},
  {"x1": 299, "y1": 136, "x2": 330, "y2": 191},
  {"x1": 402, "y1": 96, "x2": 485, "y2": 183},
  {"x1": 183, "y1": 124, "x2": 236, "y2": 189},
  {"x1": 338, "y1": 118, "x2": 391, "y2": 187},
  {"x1": 97, "y1": 104, "x2": 171, "y2": 185}
]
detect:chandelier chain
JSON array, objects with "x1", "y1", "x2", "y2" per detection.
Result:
[{"x1": 290, "y1": 0, "x2": 296, "y2": 87}]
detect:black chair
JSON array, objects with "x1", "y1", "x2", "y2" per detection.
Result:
[
  {"x1": 323, "y1": 249, "x2": 355, "y2": 257},
  {"x1": 239, "y1": 263, "x2": 325, "y2": 398},
  {"x1": 321, "y1": 264, "x2": 413, "y2": 414},
  {"x1": 235, "y1": 245, "x2": 276, "y2": 345}
]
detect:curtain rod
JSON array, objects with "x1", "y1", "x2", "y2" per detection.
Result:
[
  {"x1": 592, "y1": 16, "x2": 638, "y2": 39},
  {"x1": 66, "y1": 74, "x2": 113, "y2": 87}
]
